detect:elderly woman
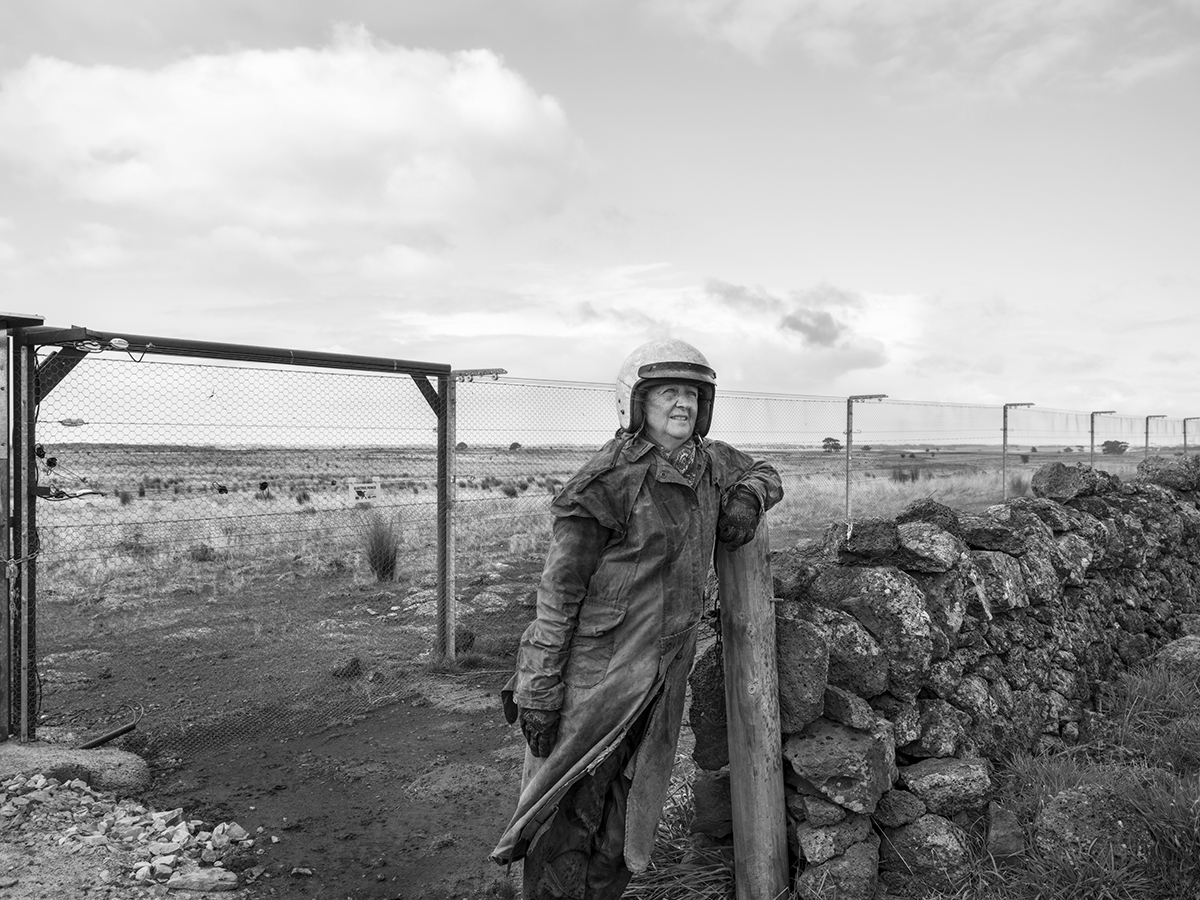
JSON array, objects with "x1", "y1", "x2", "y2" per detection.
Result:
[{"x1": 492, "y1": 339, "x2": 784, "y2": 899}]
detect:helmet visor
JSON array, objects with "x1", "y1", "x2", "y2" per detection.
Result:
[{"x1": 636, "y1": 361, "x2": 716, "y2": 383}]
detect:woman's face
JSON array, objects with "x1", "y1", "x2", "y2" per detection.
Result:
[{"x1": 642, "y1": 382, "x2": 699, "y2": 451}]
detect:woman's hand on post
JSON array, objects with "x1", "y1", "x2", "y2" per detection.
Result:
[{"x1": 717, "y1": 487, "x2": 761, "y2": 550}]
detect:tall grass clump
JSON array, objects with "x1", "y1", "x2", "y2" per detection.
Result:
[
  {"x1": 1103, "y1": 665, "x2": 1200, "y2": 773},
  {"x1": 1008, "y1": 471, "x2": 1032, "y2": 497},
  {"x1": 949, "y1": 659, "x2": 1200, "y2": 900},
  {"x1": 360, "y1": 513, "x2": 401, "y2": 581}
]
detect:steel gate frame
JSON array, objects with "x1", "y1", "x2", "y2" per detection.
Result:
[{"x1": 1, "y1": 318, "x2": 456, "y2": 742}]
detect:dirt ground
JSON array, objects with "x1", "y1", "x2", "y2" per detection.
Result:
[
  {"x1": 148, "y1": 674, "x2": 526, "y2": 900},
  {"x1": 28, "y1": 548, "x2": 551, "y2": 899}
]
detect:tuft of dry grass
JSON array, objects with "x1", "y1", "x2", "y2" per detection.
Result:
[
  {"x1": 626, "y1": 761, "x2": 735, "y2": 900},
  {"x1": 360, "y1": 512, "x2": 402, "y2": 582},
  {"x1": 1008, "y1": 471, "x2": 1032, "y2": 497}
]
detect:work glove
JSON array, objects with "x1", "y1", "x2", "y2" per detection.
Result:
[
  {"x1": 717, "y1": 487, "x2": 761, "y2": 550},
  {"x1": 519, "y1": 708, "x2": 562, "y2": 758}
]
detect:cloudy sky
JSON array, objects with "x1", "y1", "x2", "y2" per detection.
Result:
[{"x1": 0, "y1": 0, "x2": 1197, "y2": 417}]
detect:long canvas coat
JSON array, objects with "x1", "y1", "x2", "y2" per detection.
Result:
[{"x1": 491, "y1": 433, "x2": 783, "y2": 872}]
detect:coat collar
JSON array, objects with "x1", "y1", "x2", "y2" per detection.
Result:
[{"x1": 620, "y1": 431, "x2": 708, "y2": 460}]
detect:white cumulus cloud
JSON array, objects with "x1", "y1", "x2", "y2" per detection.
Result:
[{"x1": 0, "y1": 24, "x2": 589, "y2": 231}]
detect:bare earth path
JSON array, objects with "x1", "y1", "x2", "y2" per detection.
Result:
[{"x1": 150, "y1": 674, "x2": 524, "y2": 900}]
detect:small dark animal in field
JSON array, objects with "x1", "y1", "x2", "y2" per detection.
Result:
[{"x1": 213, "y1": 482, "x2": 229, "y2": 494}]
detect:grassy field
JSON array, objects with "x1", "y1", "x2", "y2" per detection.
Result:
[{"x1": 36, "y1": 440, "x2": 1152, "y2": 576}]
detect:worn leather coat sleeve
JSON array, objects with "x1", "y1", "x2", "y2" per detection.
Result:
[
  {"x1": 513, "y1": 513, "x2": 612, "y2": 711},
  {"x1": 709, "y1": 441, "x2": 784, "y2": 514}
]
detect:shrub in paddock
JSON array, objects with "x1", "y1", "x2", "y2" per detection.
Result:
[
  {"x1": 188, "y1": 543, "x2": 220, "y2": 563},
  {"x1": 360, "y1": 513, "x2": 401, "y2": 582},
  {"x1": 1009, "y1": 472, "x2": 1032, "y2": 497}
]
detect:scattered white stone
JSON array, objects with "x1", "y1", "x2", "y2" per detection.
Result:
[
  {"x1": 0, "y1": 769, "x2": 270, "y2": 892},
  {"x1": 165, "y1": 869, "x2": 239, "y2": 892}
]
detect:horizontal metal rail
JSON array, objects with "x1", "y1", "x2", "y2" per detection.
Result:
[{"x1": 17, "y1": 326, "x2": 451, "y2": 378}]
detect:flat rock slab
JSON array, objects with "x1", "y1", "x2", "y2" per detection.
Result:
[{"x1": 0, "y1": 742, "x2": 150, "y2": 796}]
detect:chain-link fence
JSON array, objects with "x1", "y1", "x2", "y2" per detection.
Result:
[
  {"x1": 28, "y1": 350, "x2": 449, "y2": 760},
  {"x1": 20, "y1": 351, "x2": 1192, "y2": 763}
]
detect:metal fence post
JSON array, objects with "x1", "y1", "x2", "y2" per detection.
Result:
[
  {"x1": 12, "y1": 339, "x2": 38, "y2": 741},
  {"x1": 1090, "y1": 410, "x2": 1115, "y2": 467},
  {"x1": 0, "y1": 330, "x2": 7, "y2": 740},
  {"x1": 845, "y1": 395, "x2": 886, "y2": 530},
  {"x1": 1002, "y1": 402, "x2": 1034, "y2": 500},
  {"x1": 437, "y1": 374, "x2": 457, "y2": 661},
  {"x1": 844, "y1": 400, "x2": 852, "y2": 526},
  {"x1": 1186, "y1": 418, "x2": 1200, "y2": 455},
  {"x1": 1145, "y1": 415, "x2": 1165, "y2": 459},
  {"x1": 0, "y1": 315, "x2": 42, "y2": 743}
]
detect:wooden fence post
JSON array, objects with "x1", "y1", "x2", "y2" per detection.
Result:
[{"x1": 716, "y1": 521, "x2": 789, "y2": 899}]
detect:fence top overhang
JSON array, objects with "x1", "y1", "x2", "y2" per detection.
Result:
[{"x1": 15, "y1": 325, "x2": 451, "y2": 378}]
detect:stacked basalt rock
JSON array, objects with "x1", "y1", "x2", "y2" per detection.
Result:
[{"x1": 689, "y1": 455, "x2": 1200, "y2": 898}]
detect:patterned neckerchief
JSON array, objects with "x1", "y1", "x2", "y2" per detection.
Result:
[{"x1": 659, "y1": 436, "x2": 703, "y2": 488}]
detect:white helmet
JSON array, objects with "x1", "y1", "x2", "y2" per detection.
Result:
[{"x1": 615, "y1": 339, "x2": 717, "y2": 437}]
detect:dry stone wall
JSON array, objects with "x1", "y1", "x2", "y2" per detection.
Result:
[{"x1": 688, "y1": 455, "x2": 1200, "y2": 898}]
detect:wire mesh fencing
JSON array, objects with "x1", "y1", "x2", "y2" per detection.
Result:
[
  {"x1": 32, "y1": 353, "x2": 445, "y2": 759},
  {"x1": 25, "y1": 357, "x2": 1194, "y2": 764}
]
